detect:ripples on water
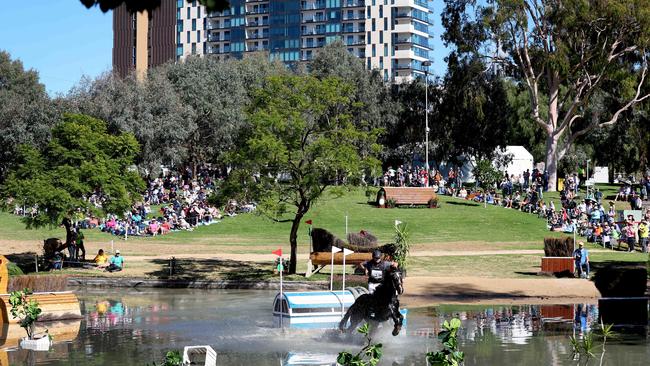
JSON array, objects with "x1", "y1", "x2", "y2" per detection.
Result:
[{"x1": 3, "y1": 289, "x2": 649, "y2": 365}]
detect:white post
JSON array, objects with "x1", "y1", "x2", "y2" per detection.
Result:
[
  {"x1": 330, "y1": 246, "x2": 342, "y2": 291},
  {"x1": 341, "y1": 253, "x2": 346, "y2": 315},
  {"x1": 35, "y1": 255, "x2": 38, "y2": 273}
]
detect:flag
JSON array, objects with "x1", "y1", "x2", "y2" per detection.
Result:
[
  {"x1": 343, "y1": 248, "x2": 354, "y2": 256},
  {"x1": 305, "y1": 219, "x2": 313, "y2": 225},
  {"x1": 331, "y1": 246, "x2": 342, "y2": 253},
  {"x1": 272, "y1": 248, "x2": 282, "y2": 257},
  {"x1": 394, "y1": 220, "x2": 402, "y2": 226}
]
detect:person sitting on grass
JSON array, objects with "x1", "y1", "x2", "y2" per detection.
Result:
[
  {"x1": 105, "y1": 250, "x2": 124, "y2": 272},
  {"x1": 93, "y1": 249, "x2": 110, "y2": 269}
]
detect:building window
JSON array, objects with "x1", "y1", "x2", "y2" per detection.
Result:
[
  {"x1": 366, "y1": 6, "x2": 370, "y2": 18},
  {"x1": 379, "y1": 5, "x2": 383, "y2": 18},
  {"x1": 192, "y1": 43, "x2": 196, "y2": 54},
  {"x1": 372, "y1": 44, "x2": 376, "y2": 57},
  {"x1": 176, "y1": 45, "x2": 183, "y2": 56},
  {"x1": 187, "y1": 31, "x2": 190, "y2": 43},
  {"x1": 384, "y1": 18, "x2": 388, "y2": 31},
  {"x1": 379, "y1": 31, "x2": 383, "y2": 43},
  {"x1": 384, "y1": 44, "x2": 388, "y2": 56},
  {"x1": 177, "y1": 20, "x2": 183, "y2": 32},
  {"x1": 372, "y1": 19, "x2": 375, "y2": 31},
  {"x1": 192, "y1": 19, "x2": 197, "y2": 31},
  {"x1": 197, "y1": 30, "x2": 201, "y2": 40},
  {"x1": 177, "y1": 0, "x2": 184, "y2": 8},
  {"x1": 198, "y1": 7, "x2": 201, "y2": 18},
  {"x1": 187, "y1": 7, "x2": 191, "y2": 19}
]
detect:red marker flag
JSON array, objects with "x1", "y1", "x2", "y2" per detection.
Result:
[
  {"x1": 272, "y1": 248, "x2": 282, "y2": 257},
  {"x1": 305, "y1": 219, "x2": 313, "y2": 225}
]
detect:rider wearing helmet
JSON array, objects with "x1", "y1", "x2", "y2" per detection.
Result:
[{"x1": 361, "y1": 249, "x2": 398, "y2": 294}]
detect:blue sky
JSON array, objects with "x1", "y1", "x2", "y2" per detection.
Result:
[{"x1": 1, "y1": 1, "x2": 449, "y2": 96}]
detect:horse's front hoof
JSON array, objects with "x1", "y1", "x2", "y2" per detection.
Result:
[{"x1": 392, "y1": 325, "x2": 402, "y2": 336}]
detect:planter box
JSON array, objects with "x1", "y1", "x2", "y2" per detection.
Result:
[
  {"x1": 541, "y1": 257, "x2": 574, "y2": 274},
  {"x1": 20, "y1": 336, "x2": 51, "y2": 351}
]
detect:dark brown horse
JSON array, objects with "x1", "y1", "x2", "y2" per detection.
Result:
[
  {"x1": 339, "y1": 269, "x2": 404, "y2": 336},
  {"x1": 42, "y1": 218, "x2": 75, "y2": 259}
]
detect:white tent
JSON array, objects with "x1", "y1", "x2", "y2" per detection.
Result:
[{"x1": 502, "y1": 146, "x2": 534, "y2": 176}]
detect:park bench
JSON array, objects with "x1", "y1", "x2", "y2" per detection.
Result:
[{"x1": 376, "y1": 187, "x2": 437, "y2": 207}]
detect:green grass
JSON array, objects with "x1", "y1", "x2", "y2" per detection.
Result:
[{"x1": 0, "y1": 188, "x2": 562, "y2": 249}]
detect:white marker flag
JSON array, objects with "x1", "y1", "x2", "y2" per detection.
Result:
[
  {"x1": 343, "y1": 248, "x2": 354, "y2": 256},
  {"x1": 331, "y1": 246, "x2": 343, "y2": 253},
  {"x1": 394, "y1": 220, "x2": 402, "y2": 226}
]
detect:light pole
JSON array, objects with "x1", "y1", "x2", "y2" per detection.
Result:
[
  {"x1": 586, "y1": 158, "x2": 591, "y2": 194},
  {"x1": 422, "y1": 60, "x2": 432, "y2": 186}
]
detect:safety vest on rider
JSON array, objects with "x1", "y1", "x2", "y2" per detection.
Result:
[{"x1": 364, "y1": 260, "x2": 392, "y2": 284}]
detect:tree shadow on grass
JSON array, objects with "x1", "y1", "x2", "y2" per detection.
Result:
[
  {"x1": 445, "y1": 201, "x2": 480, "y2": 207},
  {"x1": 416, "y1": 283, "x2": 527, "y2": 301},
  {"x1": 144, "y1": 258, "x2": 275, "y2": 282}
]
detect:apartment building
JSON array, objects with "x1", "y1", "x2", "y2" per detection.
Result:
[{"x1": 176, "y1": 0, "x2": 432, "y2": 82}]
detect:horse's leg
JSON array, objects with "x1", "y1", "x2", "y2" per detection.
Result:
[
  {"x1": 339, "y1": 306, "x2": 354, "y2": 332},
  {"x1": 390, "y1": 298, "x2": 404, "y2": 336}
]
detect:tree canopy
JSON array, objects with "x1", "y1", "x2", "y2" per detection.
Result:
[
  {"x1": 1, "y1": 114, "x2": 145, "y2": 228},
  {"x1": 442, "y1": 0, "x2": 650, "y2": 189},
  {"x1": 223, "y1": 75, "x2": 382, "y2": 273},
  {"x1": 80, "y1": 0, "x2": 229, "y2": 13}
]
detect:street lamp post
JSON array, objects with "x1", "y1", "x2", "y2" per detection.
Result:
[{"x1": 422, "y1": 60, "x2": 432, "y2": 186}]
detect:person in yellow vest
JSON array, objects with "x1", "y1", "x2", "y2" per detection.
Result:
[{"x1": 639, "y1": 219, "x2": 649, "y2": 253}]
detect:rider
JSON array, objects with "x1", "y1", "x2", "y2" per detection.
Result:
[{"x1": 361, "y1": 249, "x2": 398, "y2": 294}]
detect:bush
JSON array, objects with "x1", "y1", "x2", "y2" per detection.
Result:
[
  {"x1": 311, "y1": 228, "x2": 346, "y2": 252},
  {"x1": 7, "y1": 262, "x2": 24, "y2": 276},
  {"x1": 593, "y1": 265, "x2": 647, "y2": 297},
  {"x1": 347, "y1": 230, "x2": 378, "y2": 248},
  {"x1": 544, "y1": 237, "x2": 574, "y2": 257},
  {"x1": 365, "y1": 187, "x2": 379, "y2": 201},
  {"x1": 428, "y1": 197, "x2": 439, "y2": 208},
  {"x1": 385, "y1": 198, "x2": 397, "y2": 208}
]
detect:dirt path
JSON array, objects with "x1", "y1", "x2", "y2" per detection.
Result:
[{"x1": 401, "y1": 276, "x2": 600, "y2": 307}]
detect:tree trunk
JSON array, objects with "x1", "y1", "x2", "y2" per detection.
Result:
[
  {"x1": 288, "y1": 213, "x2": 304, "y2": 274},
  {"x1": 545, "y1": 134, "x2": 560, "y2": 192}
]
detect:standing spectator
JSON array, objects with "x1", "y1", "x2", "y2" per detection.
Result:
[
  {"x1": 624, "y1": 218, "x2": 638, "y2": 252},
  {"x1": 573, "y1": 241, "x2": 590, "y2": 278},
  {"x1": 639, "y1": 219, "x2": 649, "y2": 253}
]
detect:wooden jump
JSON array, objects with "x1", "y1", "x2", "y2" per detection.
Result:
[
  {"x1": 377, "y1": 187, "x2": 437, "y2": 206},
  {"x1": 307, "y1": 251, "x2": 378, "y2": 277}
]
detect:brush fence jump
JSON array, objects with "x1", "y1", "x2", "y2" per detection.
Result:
[{"x1": 273, "y1": 288, "x2": 368, "y2": 328}]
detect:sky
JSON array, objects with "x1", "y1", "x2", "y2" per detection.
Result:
[{"x1": 0, "y1": 1, "x2": 449, "y2": 96}]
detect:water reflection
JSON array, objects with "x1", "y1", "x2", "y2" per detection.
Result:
[{"x1": 2, "y1": 289, "x2": 648, "y2": 366}]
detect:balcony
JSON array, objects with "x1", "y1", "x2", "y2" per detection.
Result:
[
  {"x1": 207, "y1": 35, "x2": 230, "y2": 42},
  {"x1": 392, "y1": 22, "x2": 428, "y2": 35},
  {"x1": 247, "y1": 32, "x2": 269, "y2": 39},
  {"x1": 342, "y1": 0, "x2": 365, "y2": 7},
  {"x1": 247, "y1": 20, "x2": 269, "y2": 27},
  {"x1": 342, "y1": 27, "x2": 364, "y2": 33},
  {"x1": 245, "y1": 0, "x2": 269, "y2": 2},
  {"x1": 301, "y1": 2, "x2": 327, "y2": 10},
  {"x1": 345, "y1": 39, "x2": 366, "y2": 46},
  {"x1": 393, "y1": 48, "x2": 427, "y2": 60},
  {"x1": 247, "y1": 46, "x2": 269, "y2": 52},
  {"x1": 393, "y1": 0, "x2": 429, "y2": 9},
  {"x1": 342, "y1": 14, "x2": 365, "y2": 20},
  {"x1": 208, "y1": 11, "x2": 230, "y2": 18},
  {"x1": 302, "y1": 16, "x2": 327, "y2": 23},
  {"x1": 246, "y1": 8, "x2": 269, "y2": 14},
  {"x1": 206, "y1": 22, "x2": 231, "y2": 30},
  {"x1": 302, "y1": 42, "x2": 326, "y2": 48}
]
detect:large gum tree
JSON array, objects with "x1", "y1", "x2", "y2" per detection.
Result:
[{"x1": 443, "y1": 0, "x2": 650, "y2": 190}]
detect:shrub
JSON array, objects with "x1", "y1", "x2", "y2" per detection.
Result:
[
  {"x1": 426, "y1": 318, "x2": 464, "y2": 366},
  {"x1": 544, "y1": 237, "x2": 574, "y2": 257},
  {"x1": 347, "y1": 230, "x2": 378, "y2": 248},
  {"x1": 392, "y1": 222, "x2": 411, "y2": 272},
  {"x1": 7, "y1": 262, "x2": 24, "y2": 276},
  {"x1": 385, "y1": 198, "x2": 397, "y2": 208},
  {"x1": 365, "y1": 187, "x2": 379, "y2": 202},
  {"x1": 428, "y1": 197, "x2": 439, "y2": 208}
]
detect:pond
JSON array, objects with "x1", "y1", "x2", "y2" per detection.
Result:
[{"x1": 4, "y1": 289, "x2": 649, "y2": 365}]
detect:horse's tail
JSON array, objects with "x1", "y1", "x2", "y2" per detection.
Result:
[{"x1": 339, "y1": 305, "x2": 354, "y2": 331}]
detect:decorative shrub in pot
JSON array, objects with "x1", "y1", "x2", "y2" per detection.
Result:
[{"x1": 9, "y1": 288, "x2": 51, "y2": 351}]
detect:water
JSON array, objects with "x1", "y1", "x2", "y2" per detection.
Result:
[{"x1": 3, "y1": 289, "x2": 649, "y2": 365}]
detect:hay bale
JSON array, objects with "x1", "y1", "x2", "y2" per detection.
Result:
[
  {"x1": 346, "y1": 230, "x2": 378, "y2": 248},
  {"x1": 543, "y1": 237, "x2": 574, "y2": 257},
  {"x1": 311, "y1": 228, "x2": 345, "y2": 252},
  {"x1": 593, "y1": 265, "x2": 647, "y2": 298},
  {"x1": 8, "y1": 274, "x2": 69, "y2": 293}
]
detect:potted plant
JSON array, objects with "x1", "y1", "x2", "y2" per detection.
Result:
[
  {"x1": 9, "y1": 288, "x2": 51, "y2": 351},
  {"x1": 392, "y1": 222, "x2": 411, "y2": 276}
]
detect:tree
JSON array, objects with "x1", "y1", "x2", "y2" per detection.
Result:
[
  {"x1": 164, "y1": 55, "x2": 285, "y2": 173},
  {"x1": 66, "y1": 70, "x2": 195, "y2": 177},
  {"x1": 0, "y1": 51, "x2": 59, "y2": 183},
  {"x1": 225, "y1": 75, "x2": 382, "y2": 274},
  {"x1": 442, "y1": 0, "x2": 650, "y2": 190},
  {"x1": 1, "y1": 114, "x2": 144, "y2": 228},
  {"x1": 79, "y1": 0, "x2": 229, "y2": 12}
]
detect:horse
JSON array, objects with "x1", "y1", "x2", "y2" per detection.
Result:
[{"x1": 339, "y1": 269, "x2": 404, "y2": 336}]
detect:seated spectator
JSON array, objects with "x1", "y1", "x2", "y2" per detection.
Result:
[
  {"x1": 93, "y1": 249, "x2": 110, "y2": 268},
  {"x1": 161, "y1": 219, "x2": 171, "y2": 234},
  {"x1": 105, "y1": 250, "x2": 124, "y2": 272},
  {"x1": 148, "y1": 220, "x2": 160, "y2": 236}
]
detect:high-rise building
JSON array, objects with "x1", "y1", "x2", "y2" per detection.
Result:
[
  {"x1": 113, "y1": 0, "x2": 177, "y2": 78},
  {"x1": 175, "y1": 0, "x2": 433, "y2": 83}
]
